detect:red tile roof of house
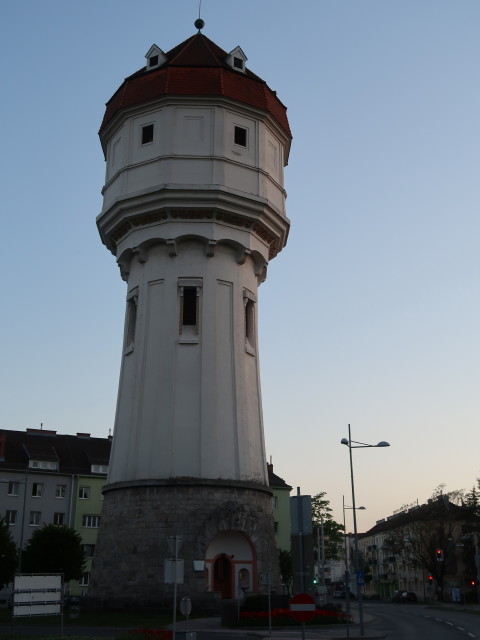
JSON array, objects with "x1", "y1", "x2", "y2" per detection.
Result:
[{"x1": 100, "y1": 33, "x2": 291, "y2": 138}]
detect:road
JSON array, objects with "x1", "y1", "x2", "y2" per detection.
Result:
[
  {"x1": 3, "y1": 604, "x2": 479, "y2": 639},
  {"x1": 364, "y1": 602, "x2": 479, "y2": 640}
]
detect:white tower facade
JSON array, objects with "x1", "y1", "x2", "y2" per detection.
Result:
[{"x1": 90, "y1": 31, "x2": 291, "y2": 607}]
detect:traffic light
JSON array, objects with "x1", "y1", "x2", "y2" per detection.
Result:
[
  {"x1": 470, "y1": 580, "x2": 476, "y2": 587},
  {"x1": 313, "y1": 577, "x2": 318, "y2": 584},
  {"x1": 435, "y1": 548, "x2": 444, "y2": 561},
  {"x1": 428, "y1": 576, "x2": 433, "y2": 585}
]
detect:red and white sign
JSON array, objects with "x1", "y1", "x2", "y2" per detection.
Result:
[{"x1": 289, "y1": 592, "x2": 316, "y2": 622}]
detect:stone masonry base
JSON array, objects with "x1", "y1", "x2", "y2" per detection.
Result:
[{"x1": 88, "y1": 478, "x2": 281, "y2": 609}]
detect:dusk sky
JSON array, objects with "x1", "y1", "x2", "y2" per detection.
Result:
[{"x1": 1, "y1": 0, "x2": 479, "y2": 532}]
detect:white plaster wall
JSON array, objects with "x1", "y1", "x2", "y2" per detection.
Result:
[
  {"x1": 107, "y1": 238, "x2": 268, "y2": 485},
  {"x1": 102, "y1": 102, "x2": 288, "y2": 217}
]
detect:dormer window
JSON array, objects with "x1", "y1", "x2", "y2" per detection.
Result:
[
  {"x1": 145, "y1": 44, "x2": 167, "y2": 70},
  {"x1": 226, "y1": 46, "x2": 247, "y2": 73}
]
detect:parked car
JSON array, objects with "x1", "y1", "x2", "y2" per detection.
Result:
[
  {"x1": 391, "y1": 590, "x2": 417, "y2": 603},
  {"x1": 63, "y1": 595, "x2": 81, "y2": 608},
  {"x1": 333, "y1": 589, "x2": 356, "y2": 599}
]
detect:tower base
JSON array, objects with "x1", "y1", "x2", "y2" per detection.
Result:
[{"x1": 89, "y1": 479, "x2": 281, "y2": 608}]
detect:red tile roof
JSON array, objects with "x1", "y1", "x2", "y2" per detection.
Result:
[{"x1": 100, "y1": 33, "x2": 291, "y2": 137}]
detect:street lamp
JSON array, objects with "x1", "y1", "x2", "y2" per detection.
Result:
[
  {"x1": 341, "y1": 424, "x2": 390, "y2": 637},
  {"x1": 342, "y1": 498, "x2": 366, "y2": 639}
]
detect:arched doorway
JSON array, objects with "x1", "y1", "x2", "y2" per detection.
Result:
[
  {"x1": 213, "y1": 554, "x2": 233, "y2": 598},
  {"x1": 205, "y1": 531, "x2": 256, "y2": 599}
]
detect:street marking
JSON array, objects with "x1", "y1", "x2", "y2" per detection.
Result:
[
  {"x1": 467, "y1": 634, "x2": 475, "y2": 638},
  {"x1": 447, "y1": 622, "x2": 453, "y2": 625},
  {"x1": 457, "y1": 627, "x2": 464, "y2": 631}
]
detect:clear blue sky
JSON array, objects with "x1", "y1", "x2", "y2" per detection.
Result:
[{"x1": 1, "y1": 0, "x2": 479, "y2": 531}]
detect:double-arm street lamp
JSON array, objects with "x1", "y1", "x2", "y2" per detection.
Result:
[{"x1": 341, "y1": 424, "x2": 390, "y2": 637}]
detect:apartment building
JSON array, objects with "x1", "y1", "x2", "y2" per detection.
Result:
[{"x1": 0, "y1": 428, "x2": 111, "y2": 597}]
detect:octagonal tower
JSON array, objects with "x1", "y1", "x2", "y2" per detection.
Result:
[{"x1": 90, "y1": 30, "x2": 292, "y2": 607}]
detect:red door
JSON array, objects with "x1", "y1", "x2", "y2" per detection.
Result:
[{"x1": 213, "y1": 555, "x2": 233, "y2": 598}]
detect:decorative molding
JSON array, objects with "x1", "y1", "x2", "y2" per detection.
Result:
[
  {"x1": 106, "y1": 209, "x2": 279, "y2": 258},
  {"x1": 166, "y1": 239, "x2": 177, "y2": 256}
]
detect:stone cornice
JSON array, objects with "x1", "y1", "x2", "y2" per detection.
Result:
[
  {"x1": 102, "y1": 476, "x2": 273, "y2": 496},
  {"x1": 97, "y1": 187, "x2": 289, "y2": 260}
]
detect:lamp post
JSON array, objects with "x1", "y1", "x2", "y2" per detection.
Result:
[
  {"x1": 341, "y1": 424, "x2": 389, "y2": 637},
  {"x1": 342, "y1": 497, "x2": 366, "y2": 639}
]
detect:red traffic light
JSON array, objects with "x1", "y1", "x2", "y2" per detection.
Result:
[{"x1": 435, "y1": 549, "x2": 444, "y2": 561}]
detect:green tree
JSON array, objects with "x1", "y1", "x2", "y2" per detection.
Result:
[
  {"x1": 464, "y1": 486, "x2": 480, "y2": 519},
  {"x1": 311, "y1": 492, "x2": 344, "y2": 562},
  {"x1": 0, "y1": 518, "x2": 17, "y2": 589},
  {"x1": 22, "y1": 525, "x2": 85, "y2": 582},
  {"x1": 278, "y1": 548, "x2": 293, "y2": 594}
]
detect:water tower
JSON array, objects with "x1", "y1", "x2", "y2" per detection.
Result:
[{"x1": 90, "y1": 25, "x2": 292, "y2": 606}]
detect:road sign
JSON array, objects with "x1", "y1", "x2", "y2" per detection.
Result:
[
  {"x1": 357, "y1": 570, "x2": 364, "y2": 586},
  {"x1": 290, "y1": 592, "x2": 316, "y2": 622}
]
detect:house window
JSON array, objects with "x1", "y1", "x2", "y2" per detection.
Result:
[
  {"x1": 234, "y1": 126, "x2": 247, "y2": 148},
  {"x1": 56, "y1": 485, "x2": 66, "y2": 498},
  {"x1": 83, "y1": 544, "x2": 95, "y2": 558},
  {"x1": 274, "y1": 521, "x2": 279, "y2": 534},
  {"x1": 53, "y1": 512, "x2": 65, "y2": 526},
  {"x1": 79, "y1": 572, "x2": 90, "y2": 587},
  {"x1": 6, "y1": 510, "x2": 17, "y2": 525},
  {"x1": 125, "y1": 289, "x2": 138, "y2": 351},
  {"x1": 141, "y1": 124, "x2": 154, "y2": 145},
  {"x1": 149, "y1": 55, "x2": 159, "y2": 67},
  {"x1": 79, "y1": 486, "x2": 90, "y2": 500},
  {"x1": 82, "y1": 515, "x2": 101, "y2": 528},
  {"x1": 29, "y1": 511, "x2": 41, "y2": 526},
  {"x1": 272, "y1": 496, "x2": 278, "y2": 509},
  {"x1": 233, "y1": 56, "x2": 244, "y2": 70},
  {"x1": 32, "y1": 483, "x2": 43, "y2": 498},
  {"x1": 8, "y1": 482, "x2": 19, "y2": 496}
]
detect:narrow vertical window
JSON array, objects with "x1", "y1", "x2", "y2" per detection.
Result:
[
  {"x1": 178, "y1": 279, "x2": 202, "y2": 342},
  {"x1": 182, "y1": 287, "x2": 197, "y2": 327},
  {"x1": 243, "y1": 290, "x2": 257, "y2": 354},
  {"x1": 125, "y1": 288, "x2": 138, "y2": 352}
]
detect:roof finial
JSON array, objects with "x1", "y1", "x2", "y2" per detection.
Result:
[{"x1": 194, "y1": 0, "x2": 205, "y2": 31}]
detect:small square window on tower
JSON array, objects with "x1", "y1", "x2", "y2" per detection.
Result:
[
  {"x1": 233, "y1": 57, "x2": 244, "y2": 70},
  {"x1": 234, "y1": 126, "x2": 247, "y2": 148},
  {"x1": 178, "y1": 279, "x2": 202, "y2": 343},
  {"x1": 141, "y1": 124, "x2": 154, "y2": 145}
]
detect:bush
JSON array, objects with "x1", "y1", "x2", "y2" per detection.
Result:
[{"x1": 238, "y1": 606, "x2": 348, "y2": 627}]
